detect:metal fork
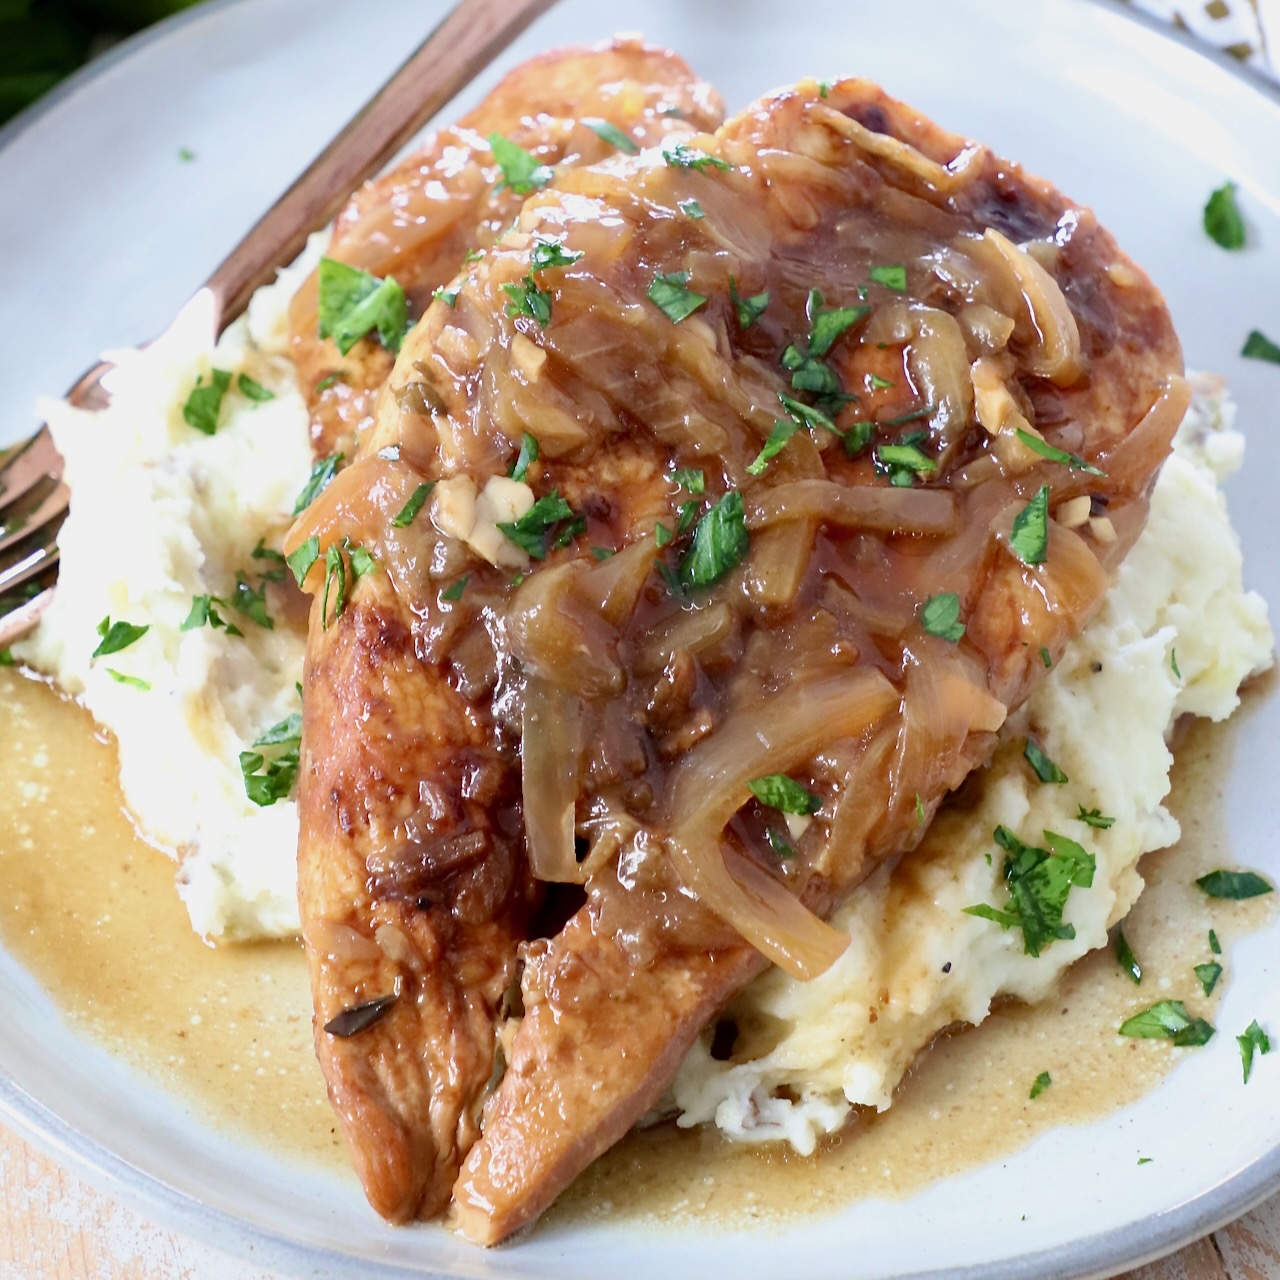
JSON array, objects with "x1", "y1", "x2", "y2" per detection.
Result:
[{"x1": 0, "y1": 0, "x2": 557, "y2": 649}]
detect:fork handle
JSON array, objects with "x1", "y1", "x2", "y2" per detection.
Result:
[{"x1": 203, "y1": 0, "x2": 558, "y2": 326}]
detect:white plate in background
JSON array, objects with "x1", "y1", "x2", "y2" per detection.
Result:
[{"x1": 0, "y1": 1, "x2": 1278, "y2": 1277}]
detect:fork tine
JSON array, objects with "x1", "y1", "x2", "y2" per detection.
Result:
[
  {"x1": 0, "y1": 587, "x2": 54, "y2": 650},
  {"x1": 0, "y1": 534, "x2": 61, "y2": 600},
  {"x1": 0, "y1": 427, "x2": 63, "y2": 510},
  {"x1": 0, "y1": 479, "x2": 69, "y2": 555}
]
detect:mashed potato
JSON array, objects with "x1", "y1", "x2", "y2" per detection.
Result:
[
  {"x1": 13, "y1": 239, "x2": 326, "y2": 940},
  {"x1": 14, "y1": 247, "x2": 1272, "y2": 1147},
  {"x1": 670, "y1": 376, "x2": 1273, "y2": 1151}
]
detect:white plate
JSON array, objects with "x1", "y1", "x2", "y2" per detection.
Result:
[{"x1": 1, "y1": 1, "x2": 1279, "y2": 1277}]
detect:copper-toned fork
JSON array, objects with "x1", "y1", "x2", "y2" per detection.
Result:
[{"x1": 0, "y1": 0, "x2": 557, "y2": 649}]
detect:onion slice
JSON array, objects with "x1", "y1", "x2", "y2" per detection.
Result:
[
  {"x1": 747, "y1": 482, "x2": 956, "y2": 536},
  {"x1": 521, "y1": 676, "x2": 584, "y2": 883}
]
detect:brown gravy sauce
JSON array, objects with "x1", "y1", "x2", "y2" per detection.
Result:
[{"x1": 0, "y1": 667, "x2": 1270, "y2": 1227}]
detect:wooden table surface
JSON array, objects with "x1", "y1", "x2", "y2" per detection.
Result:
[{"x1": 0, "y1": 1118, "x2": 1276, "y2": 1278}]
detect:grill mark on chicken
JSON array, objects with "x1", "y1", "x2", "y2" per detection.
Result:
[{"x1": 286, "y1": 66, "x2": 1184, "y2": 1244}]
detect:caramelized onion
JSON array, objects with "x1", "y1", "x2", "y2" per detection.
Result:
[
  {"x1": 522, "y1": 676, "x2": 585, "y2": 884},
  {"x1": 747, "y1": 481, "x2": 956, "y2": 536},
  {"x1": 817, "y1": 103, "x2": 982, "y2": 194},
  {"x1": 744, "y1": 519, "x2": 817, "y2": 608},
  {"x1": 1097, "y1": 376, "x2": 1191, "y2": 494},
  {"x1": 635, "y1": 603, "x2": 735, "y2": 676}
]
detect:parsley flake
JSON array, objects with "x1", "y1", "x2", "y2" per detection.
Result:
[
  {"x1": 678, "y1": 198, "x2": 705, "y2": 219},
  {"x1": 1115, "y1": 928, "x2": 1142, "y2": 984},
  {"x1": 106, "y1": 669, "x2": 150, "y2": 690},
  {"x1": 433, "y1": 287, "x2": 459, "y2": 307},
  {"x1": 510, "y1": 433, "x2": 539, "y2": 483},
  {"x1": 317, "y1": 257, "x2": 407, "y2": 356},
  {"x1": 182, "y1": 369, "x2": 232, "y2": 435},
  {"x1": 729, "y1": 277, "x2": 770, "y2": 329},
  {"x1": 287, "y1": 536, "x2": 320, "y2": 588},
  {"x1": 231, "y1": 574, "x2": 273, "y2": 630},
  {"x1": 1204, "y1": 181, "x2": 1245, "y2": 250},
  {"x1": 181, "y1": 595, "x2": 242, "y2": 638},
  {"x1": 392, "y1": 482, "x2": 434, "y2": 528},
  {"x1": 1010, "y1": 484, "x2": 1050, "y2": 565},
  {"x1": 1040, "y1": 646, "x2": 1053, "y2": 668},
  {"x1": 655, "y1": 522, "x2": 674, "y2": 548},
  {"x1": 679, "y1": 490, "x2": 749, "y2": 588},
  {"x1": 1014, "y1": 428, "x2": 1104, "y2": 476},
  {"x1": 252, "y1": 540, "x2": 287, "y2": 582},
  {"x1": 239, "y1": 710, "x2": 300, "y2": 806},
  {"x1": 806, "y1": 289, "x2": 870, "y2": 357},
  {"x1": 498, "y1": 491, "x2": 579, "y2": 560},
  {"x1": 1196, "y1": 870, "x2": 1273, "y2": 900},
  {"x1": 662, "y1": 140, "x2": 732, "y2": 172},
  {"x1": 747, "y1": 774, "x2": 821, "y2": 815},
  {"x1": 441, "y1": 575, "x2": 470, "y2": 602},
  {"x1": 766, "y1": 828, "x2": 796, "y2": 858},
  {"x1": 672, "y1": 468, "x2": 705, "y2": 494},
  {"x1": 920, "y1": 593, "x2": 965, "y2": 642},
  {"x1": 869, "y1": 264, "x2": 907, "y2": 292},
  {"x1": 1077, "y1": 806, "x2": 1115, "y2": 829},
  {"x1": 1242, "y1": 330, "x2": 1280, "y2": 363},
  {"x1": 1239, "y1": 1020, "x2": 1271, "y2": 1082},
  {"x1": 1210, "y1": 929, "x2": 1222, "y2": 956},
  {"x1": 503, "y1": 277, "x2": 553, "y2": 326},
  {"x1": 1119, "y1": 1000, "x2": 1215, "y2": 1046},
  {"x1": 582, "y1": 117, "x2": 638, "y2": 154},
  {"x1": 528, "y1": 237, "x2": 583, "y2": 272},
  {"x1": 236, "y1": 373, "x2": 274, "y2": 403},
  {"x1": 648, "y1": 270, "x2": 707, "y2": 323},
  {"x1": 1194, "y1": 961, "x2": 1222, "y2": 997},
  {"x1": 92, "y1": 617, "x2": 148, "y2": 659},
  {"x1": 1025, "y1": 738, "x2": 1068, "y2": 784},
  {"x1": 322, "y1": 541, "x2": 348, "y2": 629},
  {"x1": 747, "y1": 419, "x2": 799, "y2": 476},
  {"x1": 349, "y1": 546, "x2": 377, "y2": 579},
  {"x1": 293, "y1": 452, "x2": 343, "y2": 515},
  {"x1": 1029, "y1": 1071, "x2": 1051, "y2": 1100},
  {"x1": 487, "y1": 132, "x2": 553, "y2": 194}
]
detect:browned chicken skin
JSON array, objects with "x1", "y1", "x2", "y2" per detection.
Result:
[{"x1": 287, "y1": 60, "x2": 1184, "y2": 1244}]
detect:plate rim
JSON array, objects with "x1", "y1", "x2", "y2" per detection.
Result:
[{"x1": 0, "y1": 1, "x2": 1278, "y2": 1276}]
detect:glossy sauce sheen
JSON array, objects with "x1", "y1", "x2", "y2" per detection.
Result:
[{"x1": 0, "y1": 668, "x2": 1268, "y2": 1225}]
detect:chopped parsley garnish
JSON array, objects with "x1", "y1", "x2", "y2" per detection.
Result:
[
  {"x1": 747, "y1": 774, "x2": 821, "y2": 815},
  {"x1": 503, "y1": 277, "x2": 553, "y2": 326},
  {"x1": 679, "y1": 490, "x2": 749, "y2": 588},
  {"x1": 441, "y1": 575, "x2": 470, "y2": 602},
  {"x1": 662, "y1": 140, "x2": 732, "y2": 172},
  {"x1": 487, "y1": 132, "x2": 553, "y2": 194},
  {"x1": 1210, "y1": 929, "x2": 1222, "y2": 956},
  {"x1": 747, "y1": 419, "x2": 799, "y2": 476},
  {"x1": 498, "y1": 491, "x2": 579, "y2": 560},
  {"x1": 322, "y1": 541, "x2": 348, "y2": 629},
  {"x1": 182, "y1": 369, "x2": 232, "y2": 435},
  {"x1": 1171, "y1": 648, "x2": 1181, "y2": 679},
  {"x1": 1024, "y1": 738, "x2": 1068, "y2": 784},
  {"x1": 287, "y1": 536, "x2": 320, "y2": 588},
  {"x1": 806, "y1": 289, "x2": 870, "y2": 357},
  {"x1": 1119, "y1": 1000, "x2": 1215, "y2": 1046},
  {"x1": 1204, "y1": 181, "x2": 1245, "y2": 250},
  {"x1": 1014, "y1": 428, "x2": 1104, "y2": 476},
  {"x1": 92, "y1": 617, "x2": 148, "y2": 659},
  {"x1": 240, "y1": 711, "x2": 301, "y2": 807},
  {"x1": 729, "y1": 277, "x2": 770, "y2": 329},
  {"x1": 868, "y1": 373, "x2": 894, "y2": 390},
  {"x1": 678, "y1": 198, "x2": 705, "y2": 219},
  {"x1": 1115, "y1": 928, "x2": 1142, "y2": 984},
  {"x1": 462, "y1": 247, "x2": 485, "y2": 265},
  {"x1": 0, "y1": 649, "x2": 13, "y2": 666},
  {"x1": 817, "y1": 81, "x2": 832, "y2": 99},
  {"x1": 181, "y1": 594, "x2": 242, "y2": 638},
  {"x1": 582, "y1": 117, "x2": 638, "y2": 154},
  {"x1": 672, "y1": 468, "x2": 705, "y2": 494},
  {"x1": 510, "y1": 433, "x2": 539, "y2": 482},
  {"x1": 915, "y1": 793, "x2": 925, "y2": 825},
  {"x1": 106, "y1": 669, "x2": 150, "y2": 690},
  {"x1": 317, "y1": 257, "x2": 407, "y2": 356},
  {"x1": 349, "y1": 545, "x2": 377, "y2": 578},
  {"x1": 1077, "y1": 806, "x2": 1114, "y2": 829},
  {"x1": 1194, "y1": 961, "x2": 1222, "y2": 997},
  {"x1": 178, "y1": 146, "x2": 195, "y2": 162},
  {"x1": 323, "y1": 994, "x2": 397, "y2": 1038},
  {"x1": 648, "y1": 270, "x2": 707, "y2": 323},
  {"x1": 781, "y1": 344, "x2": 843, "y2": 398},
  {"x1": 293, "y1": 452, "x2": 343, "y2": 515},
  {"x1": 590, "y1": 547, "x2": 615, "y2": 561},
  {"x1": 1010, "y1": 484, "x2": 1050, "y2": 565},
  {"x1": 841, "y1": 420, "x2": 875, "y2": 458},
  {"x1": 392, "y1": 481, "x2": 434, "y2": 528},
  {"x1": 252, "y1": 540, "x2": 287, "y2": 582},
  {"x1": 1242, "y1": 330, "x2": 1280, "y2": 363},
  {"x1": 766, "y1": 828, "x2": 796, "y2": 858},
  {"x1": 1239, "y1": 1020, "x2": 1271, "y2": 1082},
  {"x1": 869, "y1": 263, "x2": 907, "y2": 292},
  {"x1": 920, "y1": 593, "x2": 964, "y2": 642},
  {"x1": 964, "y1": 826, "x2": 1095, "y2": 957},
  {"x1": 315, "y1": 372, "x2": 343, "y2": 393},
  {"x1": 1138, "y1": 1157, "x2": 1153, "y2": 1165},
  {"x1": 1196, "y1": 869, "x2": 1273, "y2": 900},
  {"x1": 677, "y1": 500, "x2": 699, "y2": 534},
  {"x1": 433, "y1": 286, "x2": 459, "y2": 307},
  {"x1": 231, "y1": 574, "x2": 273, "y2": 629},
  {"x1": 655, "y1": 522, "x2": 674, "y2": 548},
  {"x1": 528, "y1": 237, "x2": 583, "y2": 272},
  {"x1": 236, "y1": 373, "x2": 274, "y2": 403},
  {"x1": 1029, "y1": 1071, "x2": 1051, "y2": 1100},
  {"x1": 1040, "y1": 646, "x2": 1053, "y2": 668},
  {"x1": 777, "y1": 392, "x2": 837, "y2": 436},
  {"x1": 875, "y1": 442, "x2": 936, "y2": 487}
]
